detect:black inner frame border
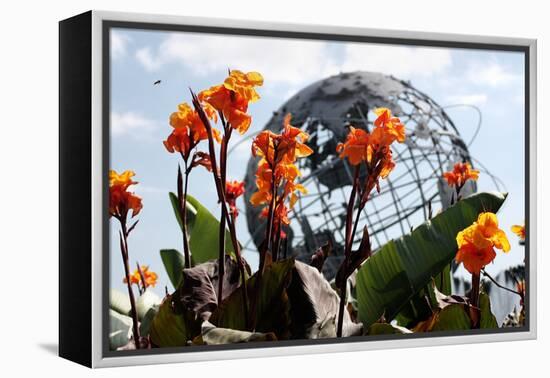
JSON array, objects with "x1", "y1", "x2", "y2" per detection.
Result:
[{"x1": 102, "y1": 19, "x2": 531, "y2": 359}]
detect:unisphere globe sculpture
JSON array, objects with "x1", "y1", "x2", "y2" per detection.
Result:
[{"x1": 242, "y1": 71, "x2": 492, "y2": 279}]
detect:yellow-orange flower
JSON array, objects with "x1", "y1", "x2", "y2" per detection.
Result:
[
  {"x1": 198, "y1": 70, "x2": 263, "y2": 134},
  {"x1": 223, "y1": 70, "x2": 264, "y2": 103},
  {"x1": 511, "y1": 223, "x2": 525, "y2": 241},
  {"x1": 443, "y1": 162, "x2": 479, "y2": 188},
  {"x1": 109, "y1": 170, "x2": 142, "y2": 219},
  {"x1": 164, "y1": 102, "x2": 220, "y2": 158},
  {"x1": 456, "y1": 212, "x2": 510, "y2": 274},
  {"x1": 225, "y1": 180, "x2": 245, "y2": 218},
  {"x1": 124, "y1": 265, "x2": 158, "y2": 288},
  {"x1": 110, "y1": 170, "x2": 137, "y2": 188}
]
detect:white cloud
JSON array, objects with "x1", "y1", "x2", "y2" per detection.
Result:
[
  {"x1": 446, "y1": 93, "x2": 488, "y2": 106},
  {"x1": 135, "y1": 185, "x2": 170, "y2": 195},
  {"x1": 134, "y1": 33, "x2": 454, "y2": 84},
  {"x1": 111, "y1": 111, "x2": 157, "y2": 138},
  {"x1": 340, "y1": 43, "x2": 452, "y2": 78},
  {"x1": 135, "y1": 47, "x2": 161, "y2": 71},
  {"x1": 111, "y1": 32, "x2": 131, "y2": 60},
  {"x1": 282, "y1": 87, "x2": 300, "y2": 101},
  {"x1": 465, "y1": 62, "x2": 521, "y2": 87},
  {"x1": 134, "y1": 33, "x2": 339, "y2": 85}
]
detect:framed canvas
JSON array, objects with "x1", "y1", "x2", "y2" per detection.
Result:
[{"x1": 59, "y1": 10, "x2": 537, "y2": 368}]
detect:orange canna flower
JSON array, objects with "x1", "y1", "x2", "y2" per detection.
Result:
[
  {"x1": 109, "y1": 170, "x2": 143, "y2": 219},
  {"x1": 223, "y1": 70, "x2": 264, "y2": 103},
  {"x1": 337, "y1": 108, "x2": 405, "y2": 170},
  {"x1": 455, "y1": 212, "x2": 510, "y2": 274},
  {"x1": 198, "y1": 70, "x2": 263, "y2": 134},
  {"x1": 443, "y1": 162, "x2": 480, "y2": 188},
  {"x1": 123, "y1": 265, "x2": 158, "y2": 288},
  {"x1": 378, "y1": 147, "x2": 396, "y2": 179},
  {"x1": 370, "y1": 108, "x2": 406, "y2": 146},
  {"x1": 110, "y1": 170, "x2": 137, "y2": 188},
  {"x1": 225, "y1": 180, "x2": 245, "y2": 218},
  {"x1": 336, "y1": 126, "x2": 371, "y2": 165},
  {"x1": 164, "y1": 102, "x2": 221, "y2": 159},
  {"x1": 279, "y1": 114, "x2": 314, "y2": 162},
  {"x1": 511, "y1": 223, "x2": 525, "y2": 241},
  {"x1": 285, "y1": 179, "x2": 307, "y2": 209},
  {"x1": 250, "y1": 114, "x2": 311, "y2": 236},
  {"x1": 251, "y1": 130, "x2": 277, "y2": 162}
]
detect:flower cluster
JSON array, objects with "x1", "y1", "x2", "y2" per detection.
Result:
[
  {"x1": 443, "y1": 162, "x2": 479, "y2": 189},
  {"x1": 250, "y1": 114, "x2": 312, "y2": 239},
  {"x1": 456, "y1": 212, "x2": 510, "y2": 274},
  {"x1": 109, "y1": 170, "x2": 143, "y2": 219},
  {"x1": 163, "y1": 102, "x2": 221, "y2": 160},
  {"x1": 198, "y1": 70, "x2": 263, "y2": 134},
  {"x1": 511, "y1": 223, "x2": 525, "y2": 241},
  {"x1": 225, "y1": 180, "x2": 245, "y2": 218},
  {"x1": 336, "y1": 107, "x2": 405, "y2": 177},
  {"x1": 124, "y1": 265, "x2": 158, "y2": 288}
]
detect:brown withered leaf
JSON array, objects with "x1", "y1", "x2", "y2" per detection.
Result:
[
  {"x1": 210, "y1": 258, "x2": 295, "y2": 340},
  {"x1": 433, "y1": 284, "x2": 470, "y2": 310},
  {"x1": 310, "y1": 240, "x2": 333, "y2": 273},
  {"x1": 180, "y1": 256, "x2": 241, "y2": 321},
  {"x1": 289, "y1": 261, "x2": 362, "y2": 338}
]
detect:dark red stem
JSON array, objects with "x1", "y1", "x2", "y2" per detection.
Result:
[
  {"x1": 136, "y1": 261, "x2": 146, "y2": 295},
  {"x1": 178, "y1": 163, "x2": 192, "y2": 269},
  {"x1": 119, "y1": 218, "x2": 141, "y2": 348},
  {"x1": 191, "y1": 91, "x2": 249, "y2": 325}
]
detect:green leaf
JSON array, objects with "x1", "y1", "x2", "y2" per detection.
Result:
[
  {"x1": 356, "y1": 192, "x2": 507, "y2": 328},
  {"x1": 433, "y1": 263, "x2": 452, "y2": 296},
  {"x1": 160, "y1": 249, "x2": 186, "y2": 289},
  {"x1": 139, "y1": 305, "x2": 159, "y2": 337},
  {"x1": 149, "y1": 294, "x2": 201, "y2": 347},
  {"x1": 169, "y1": 192, "x2": 196, "y2": 232},
  {"x1": 395, "y1": 264, "x2": 453, "y2": 328},
  {"x1": 418, "y1": 292, "x2": 498, "y2": 332},
  {"x1": 169, "y1": 193, "x2": 234, "y2": 264},
  {"x1": 431, "y1": 304, "x2": 471, "y2": 331},
  {"x1": 210, "y1": 259, "x2": 295, "y2": 339}
]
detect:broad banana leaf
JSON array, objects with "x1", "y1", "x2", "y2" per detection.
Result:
[
  {"x1": 160, "y1": 249, "x2": 186, "y2": 289},
  {"x1": 168, "y1": 193, "x2": 235, "y2": 265},
  {"x1": 149, "y1": 293, "x2": 201, "y2": 347},
  {"x1": 356, "y1": 192, "x2": 507, "y2": 327}
]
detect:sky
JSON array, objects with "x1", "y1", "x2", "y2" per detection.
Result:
[{"x1": 108, "y1": 27, "x2": 526, "y2": 297}]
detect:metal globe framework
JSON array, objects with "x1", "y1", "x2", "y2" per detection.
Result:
[{"x1": 240, "y1": 71, "x2": 503, "y2": 278}]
